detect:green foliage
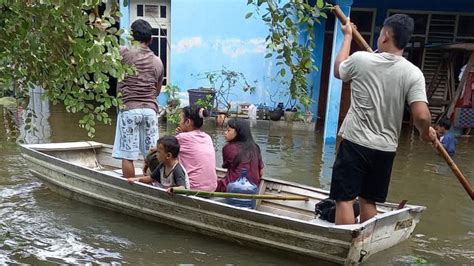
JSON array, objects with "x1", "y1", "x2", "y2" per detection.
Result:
[
  {"x1": 166, "y1": 110, "x2": 181, "y2": 125},
  {"x1": 246, "y1": 0, "x2": 331, "y2": 109},
  {"x1": 413, "y1": 256, "x2": 428, "y2": 265},
  {"x1": 0, "y1": 0, "x2": 133, "y2": 138},
  {"x1": 163, "y1": 84, "x2": 180, "y2": 103},
  {"x1": 162, "y1": 84, "x2": 181, "y2": 125},
  {"x1": 193, "y1": 68, "x2": 257, "y2": 115},
  {"x1": 195, "y1": 94, "x2": 214, "y2": 111}
]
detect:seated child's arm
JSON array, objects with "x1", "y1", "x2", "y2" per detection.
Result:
[
  {"x1": 128, "y1": 176, "x2": 154, "y2": 184},
  {"x1": 142, "y1": 162, "x2": 149, "y2": 175}
]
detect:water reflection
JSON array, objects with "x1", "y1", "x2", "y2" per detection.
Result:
[
  {"x1": 320, "y1": 143, "x2": 336, "y2": 190},
  {"x1": 1, "y1": 86, "x2": 51, "y2": 144},
  {"x1": 19, "y1": 86, "x2": 51, "y2": 144},
  {"x1": 1, "y1": 107, "x2": 19, "y2": 142}
]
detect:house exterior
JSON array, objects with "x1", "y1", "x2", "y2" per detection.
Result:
[{"x1": 119, "y1": 0, "x2": 474, "y2": 142}]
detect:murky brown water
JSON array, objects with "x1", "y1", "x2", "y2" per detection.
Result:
[{"x1": 0, "y1": 101, "x2": 473, "y2": 265}]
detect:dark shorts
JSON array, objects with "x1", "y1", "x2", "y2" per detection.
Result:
[{"x1": 329, "y1": 140, "x2": 396, "y2": 203}]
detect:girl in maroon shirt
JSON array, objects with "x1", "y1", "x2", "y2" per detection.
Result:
[{"x1": 216, "y1": 119, "x2": 264, "y2": 192}]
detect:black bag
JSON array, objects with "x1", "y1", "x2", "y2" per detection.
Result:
[{"x1": 315, "y1": 198, "x2": 360, "y2": 223}]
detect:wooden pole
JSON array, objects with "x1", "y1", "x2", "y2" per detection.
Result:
[
  {"x1": 170, "y1": 188, "x2": 309, "y2": 201},
  {"x1": 434, "y1": 139, "x2": 474, "y2": 200},
  {"x1": 331, "y1": 5, "x2": 373, "y2": 52},
  {"x1": 446, "y1": 52, "x2": 474, "y2": 119}
]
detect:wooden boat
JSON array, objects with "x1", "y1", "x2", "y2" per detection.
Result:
[{"x1": 20, "y1": 141, "x2": 426, "y2": 265}]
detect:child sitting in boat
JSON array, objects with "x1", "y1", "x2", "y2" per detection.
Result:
[
  {"x1": 128, "y1": 136, "x2": 190, "y2": 190},
  {"x1": 216, "y1": 119, "x2": 264, "y2": 192}
]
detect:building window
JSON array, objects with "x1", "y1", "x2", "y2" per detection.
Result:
[
  {"x1": 325, "y1": 8, "x2": 376, "y2": 46},
  {"x1": 349, "y1": 10, "x2": 374, "y2": 34},
  {"x1": 160, "y1": 6, "x2": 167, "y2": 19},
  {"x1": 137, "y1": 5, "x2": 143, "y2": 17},
  {"x1": 410, "y1": 14, "x2": 429, "y2": 36},
  {"x1": 457, "y1": 15, "x2": 474, "y2": 38},
  {"x1": 144, "y1": 5, "x2": 159, "y2": 17},
  {"x1": 149, "y1": 28, "x2": 168, "y2": 85}
]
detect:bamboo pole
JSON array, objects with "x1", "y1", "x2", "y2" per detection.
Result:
[
  {"x1": 170, "y1": 188, "x2": 309, "y2": 201},
  {"x1": 434, "y1": 139, "x2": 474, "y2": 200},
  {"x1": 331, "y1": 5, "x2": 373, "y2": 52}
]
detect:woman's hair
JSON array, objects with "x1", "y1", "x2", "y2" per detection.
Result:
[
  {"x1": 182, "y1": 106, "x2": 209, "y2": 129},
  {"x1": 227, "y1": 119, "x2": 261, "y2": 166}
]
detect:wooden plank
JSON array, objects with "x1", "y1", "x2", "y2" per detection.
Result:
[
  {"x1": 257, "y1": 204, "x2": 314, "y2": 221},
  {"x1": 442, "y1": 43, "x2": 474, "y2": 51},
  {"x1": 23, "y1": 141, "x2": 103, "y2": 151},
  {"x1": 449, "y1": 61, "x2": 456, "y2": 101},
  {"x1": 447, "y1": 52, "x2": 474, "y2": 118}
]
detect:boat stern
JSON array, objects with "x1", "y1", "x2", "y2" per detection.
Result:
[{"x1": 344, "y1": 205, "x2": 426, "y2": 264}]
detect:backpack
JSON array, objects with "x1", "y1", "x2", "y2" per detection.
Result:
[{"x1": 315, "y1": 198, "x2": 360, "y2": 223}]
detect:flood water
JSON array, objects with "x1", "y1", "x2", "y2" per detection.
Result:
[{"x1": 0, "y1": 101, "x2": 473, "y2": 265}]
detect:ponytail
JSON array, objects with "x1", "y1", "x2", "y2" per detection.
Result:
[{"x1": 182, "y1": 106, "x2": 209, "y2": 128}]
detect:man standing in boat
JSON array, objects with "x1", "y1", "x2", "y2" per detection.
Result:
[
  {"x1": 112, "y1": 19, "x2": 164, "y2": 178},
  {"x1": 330, "y1": 14, "x2": 437, "y2": 224}
]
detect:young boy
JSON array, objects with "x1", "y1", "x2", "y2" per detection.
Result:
[
  {"x1": 128, "y1": 136, "x2": 190, "y2": 189},
  {"x1": 436, "y1": 119, "x2": 457, "y2": 157}
]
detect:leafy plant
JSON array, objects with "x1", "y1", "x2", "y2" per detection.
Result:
[
  {"x1": 0, "y1": 0, "x2": 134, "y2": 138},
  {"x1": 195, "y1": 94, "x2": 214, "y2": 111},
  {"x1": 413, "y1": 256, "x2": 428, "y2": 264},
  {"x1": 193, "y1": 68, "x2": 256, "y2": 116},
  {"x1": 166, "y1": 110, "x2": 181, "y2": 125},
  {"x1": 246, "y1": 0, "x2": 330, "y2": 110},
  {"x1": 162, "y1": 84, "x2": 181, "y2": 125}
]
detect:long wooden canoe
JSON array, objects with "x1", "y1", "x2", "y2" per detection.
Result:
[{"x1": 20, "y1": 141, "x2": 426, "y2": 265}]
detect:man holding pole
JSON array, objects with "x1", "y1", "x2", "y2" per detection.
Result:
[{"x1": 330, "y1": 14, "x2": 437, "y2": 225}]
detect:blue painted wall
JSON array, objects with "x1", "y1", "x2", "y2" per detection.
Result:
[
  {"x1": 323, "y1": 0, "x2": 352, "y2": 144},
  {"x1": 168, "y1": 0, "x2": 290, "y2": 109}
]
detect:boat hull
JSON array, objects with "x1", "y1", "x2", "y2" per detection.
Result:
[{"x1": 20, "y1": 142, "x2": 425, "y2": 265}]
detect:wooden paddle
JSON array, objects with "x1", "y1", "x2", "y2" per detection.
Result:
[
  {"x1": 434, "y1": 139, "x2": 474, "y2": 200},
  {"x1": 332, "y1": 7, "x2": 474, "y2": 200},
  {"x1": 170, "y1": 188, "x2": 309, "y2": 201}
]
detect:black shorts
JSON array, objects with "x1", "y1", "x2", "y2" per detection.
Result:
[{"x1": 329, "y1": 140, "x2": 396, "y2": 203}]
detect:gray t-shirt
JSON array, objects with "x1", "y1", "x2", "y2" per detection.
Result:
[
  {"x1": 338, "y1": 51, "x2": 428, "y2": 152},
  {"x1": 150, "y1": 162, "x2": 190, "y2": 189},
  {"x1": 118, "y1": 46, "x2": 164, "y2": 113}
]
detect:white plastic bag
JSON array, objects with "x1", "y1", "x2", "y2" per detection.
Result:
[{"x1": 248, "y1": 104, "x2": 257, "y2": 120}]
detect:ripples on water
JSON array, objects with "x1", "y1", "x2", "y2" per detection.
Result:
[{"x1": 0, "y1": 151, "x2": 123, "y2": 264}]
